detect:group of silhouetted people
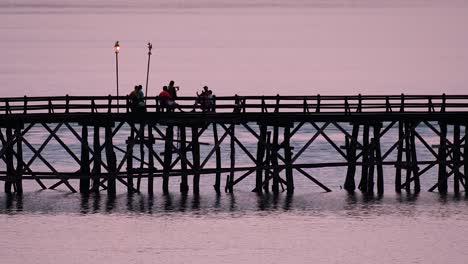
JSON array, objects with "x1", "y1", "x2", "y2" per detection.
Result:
[
  {"x1": 129, "y1": 84, "x2": 145, "y2": 112},
  {"x1": 128, "y1": 80, "x2": 214, "y2": 113}
]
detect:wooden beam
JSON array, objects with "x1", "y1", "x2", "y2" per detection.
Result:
[
  {"x1": 126, "y1": 126, "x2": 135, "y2": 193},
  {"x1": 179, "y1": 126, "x2": 189, "y2": 193},
  {"x1": 192, "y1": 126, "x2": 201, "y2": 194},
  {"x1": 395, "y1": 121, "x2": 403, "y2": 193},
  {"x1": 374, "y1": 123, "x2": 384, "y2": 194},
  {"x1": 12, "y1": 126, "x2": 22, "y2": 192},
  {"x1": 162, "y1": 125, "x2": 174, "y2": 194},
  {"x1": 147, "y1": 125, "x2": 155, "y2": 194},
  {"x1": 453, "y1": 124, "x2": 461, "y2": 194},
  {"x1": 438, "y1": 122, "x2": 448, "y2": 194},
  {"x1": 465, "y1": 125, "x2": 468, "y2": 194},
  {"x1": 344, "y1": 123, "x2": 359, "y2": 192},
  {"x1": 105, "y1": 125, "x2": 117, "y2": 196},
  {"x1": 213, "y1": 123, "x2": 222, "y2": 193},
  {"x1": 271, "y1": 126, "x2": 279, "y2": 194},
  {"x1": 5, "y1": 127, "x2": 14, "y2": 193},
  {"x1": 91, "y1": 126, "x2": 101, "y2": 192},
  {"x1": 359, "y1": 124, "x2": 369, "y2": 192},
  {"x1": 284, "y1": 125, "x2": 294, "y2": 193},
  {"x1": 254, "y1": 125, "x2": 267, "y2": 192},
  {"x1": 80, "y1": 125, "x2": 90, "y2": 193}
]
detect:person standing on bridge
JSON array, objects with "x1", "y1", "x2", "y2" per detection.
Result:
[
  {"x1": 158, "y1": 86, "x2": 174, "y2": 112},
  {"x1": 129, "y1": 85, "x2": 146, "y2": 113},
  {"x1": 168, "y1": 80, "x2": 179, "y2": 101},
  {"x1": 136, "y1": 85, "x2": 146, "y2": 112},
  {"x1": 129, "y1": 85, "x2": 142, "y2": 112}
]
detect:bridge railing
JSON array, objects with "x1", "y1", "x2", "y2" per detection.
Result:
[{"x1": 1, "y1": 94, "x2": 468, "y2": 115}]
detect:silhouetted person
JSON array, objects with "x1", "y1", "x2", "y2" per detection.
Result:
[
  {"x1": 158, "y1": 86, "x2": 173, "y2": 112},
  {"x1": 193, "y1": 86, "x2": 213, "y2": 112},
  {"x1": 135, "y1": 85, "x2": 146, "y2": 112},
  {"x1": 168, "y1": 80, "x2": 179, "y2": 101},
  {"x1": 129, "y1": 85, "x2": 139, "y2": 112}
]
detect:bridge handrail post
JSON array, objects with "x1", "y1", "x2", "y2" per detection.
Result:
[
  {"x1": 5, "y1": 99, "x2": 10, "y2": 115},
  {"x1": 107, "y1": 94, "x2": 112, "y2": 113},
  {"x1": 48, "y1": 99, "x2": 53, "y2": 114},
  {"x1": 243, "y1": 97, "x2": 246, "y2": 113},
  {"x1": 275, "y1": 94, "x2": 280, "y2": 113},
  {"x1": 357, "y1": 94, "x2": 362, "y2": 113},
  {"x1": 400, "y1": 93, "x2": 405, "y2": 112},
  {"x1": 212, "y1": 95, "x2": 216, "y2": 112},
  {"x1": 345, "y1": 96, "x2": 350, "y2": 114},
  {"x1": 65, "y1": 94, "x2": 69, "y2": 114},
  {"x1": 428, "y1": 96, "x2": 434, "y2": 113},
  {"x1": 385, "y1": 96, "x2": 392, "y2": 113},
  {"x1": 303, "y1": 97, "x2": 309, "y2": 113},
  {"x1": 316, "y1": 94, "x2": 321, "y2": 113},
  {"x1": 441, "y1": 93, "x2": 446, "y2": 112},
  {"x1": 156, "y1": 96, "x2": 160, "y2": 113},
  {"x1": 234, "y1": 94, "x2": 240, "y2": 113},
  {"x1": 261, "y1": 96, "x2": 266, "y2": 113},
  {"x1": 125, "y1": 95, "x2": 130, "y2": 113},
  {"x1": 91, "y1": 99, "x2": 96, "y2": 113},
  {"x1": 23, "y1": 96, "x2": 27, "y2": 114}
]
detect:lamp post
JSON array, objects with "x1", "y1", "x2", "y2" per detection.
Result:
[
  {"x1": 145, "y1": 42, "x2": 153, "y2": 97},
  {"x1": 114, "y1": 41, "x2": 120, "y2": 113}
]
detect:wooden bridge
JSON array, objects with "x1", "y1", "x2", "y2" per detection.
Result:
[{"x1": 1, "y1": 94, "x2": 468, "y2": 195}]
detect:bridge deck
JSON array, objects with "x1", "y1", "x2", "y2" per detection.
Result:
[{"x1": 0, "y1": 94, "x2": 467, "y2": 195}]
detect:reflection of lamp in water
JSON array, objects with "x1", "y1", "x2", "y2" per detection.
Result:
[
  {"x1": 145, "y1": 42, "x2": 153, "y2": 98},
  {"x1": 114, "y1": 41, "x2": 120, "y2": 112}
]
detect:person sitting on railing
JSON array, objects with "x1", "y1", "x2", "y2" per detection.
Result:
[
  {"x1": 192, "y1": 86, "x2": 213, "y2": 112},
  {"x1": 158, "y1": 86, "x2": 174, "y2": 112}
]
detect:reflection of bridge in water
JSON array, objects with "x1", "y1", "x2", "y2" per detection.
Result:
[{"x1": 1, "y1": 94, "x2": 468, "y2": 195}]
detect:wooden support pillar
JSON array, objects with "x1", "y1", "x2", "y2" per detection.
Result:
[
  {"x1": 80, "y1": 125, "x2": 90, "y2": 193},
  {"x1": 228, "y1": 125, "x2": 235, "y2": 193},
  {"x1": 374, "y1": 123, "x2": 384, "y2": 194},
  {"x1": 271, "y1": 126, "x2": 280, "y2": 194},
  {"x1": 137, "y1": 123, "x2": 145, "y2": 192},
  {"x1": 15, "y1": 125, "x2": 23, "y2": 193},
  {"x1": 395, "y1": 121, "x2": 404, "y2": 193},
  {"x1": 284, "y1": 125, "x2": 294, "y2": 193},
  {"x1": 180, "y1": 126, "x2": 189, "y2": 193},
  {"x1": 105, "y1": 126, "x2": 116, "y2": 196},
  {"x1": 263, "y1": 131, "x2": 272, "y2": 193},
  {"x1": 344, "y1": 123, "x2": 359, "y2": 192},
  {"x1": 404, "y1": 121, "x2": 412, "y2": 192},
  {"x1": 255, "y1": 125, "x2": 267, "y2": 192},
  {"x1": 453, "y1": 124, "x2": 461, "y2": 194},
  {"x1": 192, "y1": 126, "x2": 201, "y2": 194},
  {"x1": 213, "y1": 123, "x2": 221, "y2": 193},
  {"x1": 147, "y1": 125, "x2": 154, "y2": 194},
  {"x1": 126, "y1": 127, "x2": 135, "y2": 193},
  {"x1": 367, "y1": 138, "x2": 375, "y2": 193},
  {"x1": 162, "y1": 125, "x2": 174, "y2": 194},
  {"x1": 5, "y1": 127, "x2": 14, "y2": 193},
  {"x1": 91, "y1": 126, "x2": 101, "y2": 192},
  {"x1": 410, "y1": 122, "x2": 420, "y2": 193},
  {"x1": 464, "y1": 125, "x2": 468, "y2": 194},
  {"x1": 359, "y1": 124, "x2": 369, "y2": 192},
  {"x1": 438, "y1": 122, "x2": 448, "y2": 194}
]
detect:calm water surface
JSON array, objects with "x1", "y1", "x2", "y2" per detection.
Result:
[
  {"x1": 2, "y1": 191, "x2": 468, "y2": 263},
  {"x1": 2, "y1": 1, "x2": 468, "y2": 263}
]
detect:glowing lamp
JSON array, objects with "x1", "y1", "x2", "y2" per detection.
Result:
[{"x1": 114, "y1": 41, "x2": 120, "y2": 54}]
